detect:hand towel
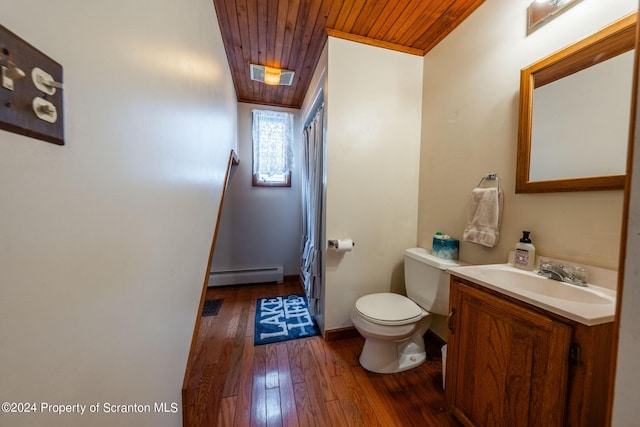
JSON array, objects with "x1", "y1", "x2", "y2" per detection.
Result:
[{"x1": 463, "y1": 187, "x2": 503, "y2": 248}]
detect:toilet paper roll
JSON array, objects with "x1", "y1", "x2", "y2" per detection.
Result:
[{"x1": 334, "y1": 239, "x2": 354, "y2": 252}]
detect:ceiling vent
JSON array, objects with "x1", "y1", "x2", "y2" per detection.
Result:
[
  {"x1": 250, "y1": 64, "x2": 294, "y2": 86},
  {"x1": 278, "y1": 70, "x2": 295, "y2": 86}
]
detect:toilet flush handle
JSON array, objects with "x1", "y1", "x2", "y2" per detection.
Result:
[{"x1": 447, "y1": 308, "x2": 456, "y2": 334}]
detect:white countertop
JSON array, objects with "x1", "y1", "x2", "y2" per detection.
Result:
[{"x1": 448, "y1": 263, "x2": 616, "y2": 326}]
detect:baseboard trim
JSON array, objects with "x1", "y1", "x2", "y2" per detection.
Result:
[{"x1": 324, "y1": 326, "x2": 361, "y2": 341}]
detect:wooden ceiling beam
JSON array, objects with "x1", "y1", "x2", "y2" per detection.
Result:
[{"x1": 326, "y1": 29, "x2": 424, "y2": 56}]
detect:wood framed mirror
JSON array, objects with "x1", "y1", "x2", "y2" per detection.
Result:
[{"x1": 516, "y1": 13, "x2": 637, "y2": 193}]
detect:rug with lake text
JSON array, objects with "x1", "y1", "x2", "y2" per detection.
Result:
[{"x1": 254, "y1": 294, "x2": 320, "y2": 346}]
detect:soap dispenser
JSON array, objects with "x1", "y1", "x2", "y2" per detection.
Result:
[{"x1": 514, "y1": 231, "x2": 535, "y2": 271}]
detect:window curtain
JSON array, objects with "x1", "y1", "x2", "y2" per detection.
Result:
[
  {"x1": 252, "y1": 109, "x2": 294, "y2": 177},
  {"x1": 301, "y1": 105, "x2": 324, "y2": 315}
]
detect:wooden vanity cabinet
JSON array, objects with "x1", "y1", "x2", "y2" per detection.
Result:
[{"x1": 445, "y1": 276, "x2": 614, "y2": 427}]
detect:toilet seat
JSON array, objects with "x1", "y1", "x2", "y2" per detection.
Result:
[{"x1": 355, "y1": 293, "x2": 426, "y2": 326}]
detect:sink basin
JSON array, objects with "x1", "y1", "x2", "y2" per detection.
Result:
[
  {"x1": 467, "y1": 265, "x2": 613, "y2": 304},
  {"x1": 448, "y1": 263, "x2": 616, "y2": 325}
]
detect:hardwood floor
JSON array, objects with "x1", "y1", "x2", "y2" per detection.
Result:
[{"x1": 183, "y1": 281, "x2": 456, "y2": 427}]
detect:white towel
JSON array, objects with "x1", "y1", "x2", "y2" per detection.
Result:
[{"x1": 463, "y1": 187, "x2": 503, "y2": 248}]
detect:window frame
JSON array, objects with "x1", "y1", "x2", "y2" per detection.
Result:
[{"x1": 252, "y1": 170, "x2": 292, "y2": 187}]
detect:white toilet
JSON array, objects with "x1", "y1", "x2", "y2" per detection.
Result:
[{"x1": 351, "y1": 248, "x2": 462, "y2": 374}]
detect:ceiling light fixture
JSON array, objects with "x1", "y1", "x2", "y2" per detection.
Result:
[
  {"x1": 263, "y1": 66, "x2": 281, "y2": 86},
  {"x1": 250, "y1": 64, "x2": 295, "y2": 86}
]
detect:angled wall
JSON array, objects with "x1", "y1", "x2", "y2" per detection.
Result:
[{"x1": 0, "y1": 1, "x2": 237, "y2": 425}]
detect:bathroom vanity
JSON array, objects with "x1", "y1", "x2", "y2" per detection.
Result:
[{"x1": 445, "y1": 264, "x2": 615, "y2": 427}]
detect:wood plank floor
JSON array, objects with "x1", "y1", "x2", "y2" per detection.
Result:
[{"x1": 184, "y1": 281, "x2": 457, "y2": 427}]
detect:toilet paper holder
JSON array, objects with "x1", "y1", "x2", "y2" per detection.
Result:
[{"x1": 328, "y1": 239, "x2": 355, "y2": 249}]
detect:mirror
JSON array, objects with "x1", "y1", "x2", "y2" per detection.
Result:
[{"x1": 516, "y1": 13, "x2": 636, "y2": 193}]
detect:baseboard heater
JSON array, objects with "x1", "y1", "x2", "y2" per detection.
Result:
[{"x1": 208, "y1": 266, "x2": 284, "y2": 287}]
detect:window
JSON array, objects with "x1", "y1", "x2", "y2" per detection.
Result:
[{"x1": 252, "y1": 109, "x2": 294, "y2": 187}]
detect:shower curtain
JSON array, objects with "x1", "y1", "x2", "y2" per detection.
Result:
[{"x1": 301, "y1": 104, "x2": 324, "y2": 315}]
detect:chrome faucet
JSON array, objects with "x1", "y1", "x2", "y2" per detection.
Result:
[{"x1": 538, "y1": 260, "x2": 588, "y2": 287}]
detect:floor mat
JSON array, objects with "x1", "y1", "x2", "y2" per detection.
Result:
[
  {"x1": 254, "y1": 294, "x2": 320, "y2": 346},
  {"x1": 202, "y1": 298, "x2": 223, "y2": 317}
]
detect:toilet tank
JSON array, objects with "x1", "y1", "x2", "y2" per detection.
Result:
[{"x1": 404, "y1": 248, "x2": 463, "y2": 315}]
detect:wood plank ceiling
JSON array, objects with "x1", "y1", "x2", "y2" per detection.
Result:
[{"x1": 213, "y1": 0, "x2": 486, "y2": 108}]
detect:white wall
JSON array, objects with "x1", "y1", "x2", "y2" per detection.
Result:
[
  {"x1": 212, "y1": 102, "x2": 302, "y2": 276},
  {"x1": 0, "y1": 1, "x2": 237, "y2": 426},
  {"x1": 323, "y1": 38, "x2": 424, "y2": 330},
  {"x1": 419, "y1": 0, "x2": 636, "y2": 271}
]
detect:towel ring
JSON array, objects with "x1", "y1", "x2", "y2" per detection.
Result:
[{"x1": 476, "y1": 173, "x2": 499, "y2": 188}]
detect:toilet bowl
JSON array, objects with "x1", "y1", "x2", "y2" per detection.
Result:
[
  {"x1": 352, "y1": 293, "x2": 432, "y2": 373},
  {"x1": 351, "y1": 248, "x2": 462, "y2": 374}
]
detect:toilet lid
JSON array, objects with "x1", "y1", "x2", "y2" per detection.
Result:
[{"x1": 355, "y1": 293, "x2": 424, "y2": 325}]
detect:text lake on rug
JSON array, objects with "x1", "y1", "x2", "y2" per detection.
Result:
[{"x1": 254, "y1": 294, "x2": 320, "y2": 346}]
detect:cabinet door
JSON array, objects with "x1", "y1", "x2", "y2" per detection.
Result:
[{"x1": 446, "y1": 280, "x2": 572, "y2": 427}]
